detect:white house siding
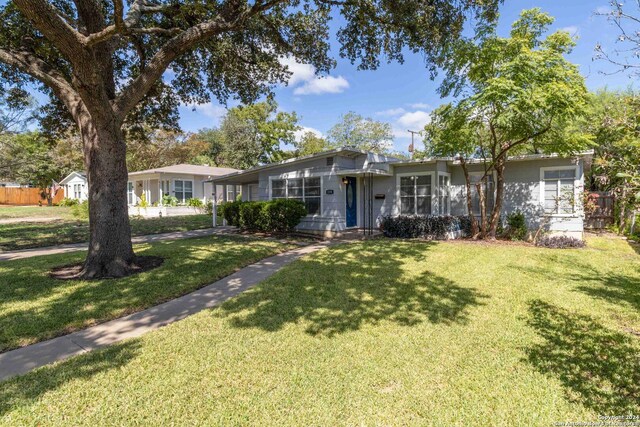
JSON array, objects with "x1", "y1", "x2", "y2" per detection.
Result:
[
  {"x1": 63, "y1": 175, "x2": 88, "y2": 202},
  {"x1": 448, "y1": 157, "x2": 584, "y2": 238},
  {"x1": 224, "y1": 152, "x2": 586, "y2": 238},
  {"x1": 127, "y1": 173, "x2": 217, "y2": 206}
]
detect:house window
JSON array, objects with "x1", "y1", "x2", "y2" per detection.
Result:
[
  {"x1": 470, "y1": 173, "x2": 495, "y2": 216},
  {"x1": 174, "y1": 180, "x2": 193, "y2": 202},
  {"x1": 127, "y1": 181, "x2": 134, "y2": 205},
  {"x1": 226, "y1": 185, "x2": 241, "y2": 202},
  {"x1": 271, "y1": 176, "x2": 322, "y2": 215},
  {"x1": 438, "y1": 174, "x2": 451, "y2": 215},
  {"x1": 73, "y1": 184, "x2": 83, "y2": 199},
  {"x1": 542, "y1": 168, "x2": 576, "y2": 214},
  {"x1": 400, "y1": 175, "x2": 432, "y2": 215}
]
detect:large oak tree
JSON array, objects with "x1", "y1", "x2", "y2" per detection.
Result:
[{"x1": 0, "y1": 0, "x2": 499, "y2": 278}]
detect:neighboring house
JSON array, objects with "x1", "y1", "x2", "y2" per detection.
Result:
[
  {"x1": 210, "y1": 147, "x2": 592, "y2": 239},
  {"x1": 127, "y1": 164, "x2": 240, "y2": 208},
  {"x1": 59, "y1": 171, "x2": 88, "y2": 202}
]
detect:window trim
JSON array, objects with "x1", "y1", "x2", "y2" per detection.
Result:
[
  {"x1": 395, "y1": 171, "x2": 436, "y2": 216},
  {"x1": 172, "y1": 178, "x2": 194, "y2": 203},
  {"x1": 127, "y1": 181, "x2": 134, "y2": 205},
  {"x1": 539, "y1": 166, "x2": 580, "y2": 217},
  {"x1": 268, "y1": 172, "x2": 325, "y2": 217},
  {"x1": 437, "y1": 172, "x2": 452, "y2": 215}
]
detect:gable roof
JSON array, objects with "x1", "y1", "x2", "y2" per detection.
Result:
[
  {"x1": 128, "y1": 164, "x2": 239, "y2": 177},
  {"x1": 59, "y1": 171, "x2": 87, "y2": 185}
]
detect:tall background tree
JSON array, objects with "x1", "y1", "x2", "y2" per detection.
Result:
[
  {"x1": 0, "y1": 0, "x2": 500, "y2": 278},
  {"x1": 594, "y1": 1, "x2": 640, "y2": 76},
  {"x1": 426, "y1": 9, "x2": 592, "y2": 238},
  {"x1": 584, "y1": 89, "x2": 640, "y2": 233},
  {"x1": 326, "y1": 111, "x2": 393, "y2": 153}
]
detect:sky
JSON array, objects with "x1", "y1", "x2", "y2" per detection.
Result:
[{"x1": 23, "y1": 1, "x2": 637, "y2": 152}]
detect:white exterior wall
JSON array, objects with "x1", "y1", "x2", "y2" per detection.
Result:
[
  {"x1": 127, "y1": 172, "x2": 216, "y2": 205},
  {"x1": 64, "y1": 175, "x2": 88, "y2": 202},
  {"x1": 243, "y1": 154, "x2": 586, "y2": 238}
]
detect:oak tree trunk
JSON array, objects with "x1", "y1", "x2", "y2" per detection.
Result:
[{"x1": 79, "y1": 114, "x2": 136, "y2": 278}]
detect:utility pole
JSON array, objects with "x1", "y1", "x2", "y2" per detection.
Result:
[{"x1": 408, "y1": 130, "x2": 421, "y2": 159}]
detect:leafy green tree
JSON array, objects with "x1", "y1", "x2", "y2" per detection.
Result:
[
  {"x1": 295, "y1": 131, "x2": 329, "y2": 156},
  {"x1": 428, "y1": 9, "x2": 592, "y2": 239},
  {"x1": 0, "y1": 0, "x2": 499, "y2": 277},
  {"x1": 0, "y1": 132, "x2": 63, "y2": 204},
  {"x1": 584, "y1": 89, "x2": 640, "y2": 233},
  {"x1": 326, "y1": 112, "x2": 393, "y2": 153}
]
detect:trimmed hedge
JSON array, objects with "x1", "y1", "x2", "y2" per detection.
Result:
[
  {"x1": 535, "y1": 235, "x2": 585, "y2": 249},
  {"x1": 219, "y1": 199, "x2": 307, "y2": 233},
  {"x1": 380, "y1": 215, "x2": 472, "y2": 239}
]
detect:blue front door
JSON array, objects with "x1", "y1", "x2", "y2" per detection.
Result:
[{"x1": 345, "y1": 176, "x2": 357, "y2": 227}]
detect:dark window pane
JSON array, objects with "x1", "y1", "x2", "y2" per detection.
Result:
[
  {"x1": 305, "y1": 197, "x2": 321, "y2": 215},
  {"x1": 401, "y1": 197, "x2": 414, "y2": 215}
]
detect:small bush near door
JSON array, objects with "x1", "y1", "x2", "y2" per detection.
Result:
[
  {"x1": 220, "y1": 199, "x2": 307, "y2": 233},
  {"x1": 380, "y1": 215, "x2": 472, "y2": 239},
  {"x1": 504, "y1": 211, "x2": 528, "y2": 241}
]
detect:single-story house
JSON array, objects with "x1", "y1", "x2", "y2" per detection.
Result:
[
  {"x1": 59, "y1": 171, "x2": 88, "y2": 202},
  {"x1": 127, "y1": 163, "x2": 240, "y2": 216},
  {"x1": 209, "y1": 147, "x2": 592, "y2": 239}
]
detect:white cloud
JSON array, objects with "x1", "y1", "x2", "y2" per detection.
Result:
[
  {"x1": 293, "y1": 75, "x2": 350, "y2": 95},
  {"x1": 375, "y1": 107, "x2": 406, "y2": 117},
  {"x1": 408, "y1": 102, "x2": 431, "y2": 110},
  {"x1": 294, "y1": 126, "x2": 323, "y2": 142},
  {"x1": 559, "y1": 25, "x2": 579, "y2": 36},
  {"x1": 595, "y1": 5, "x2": 610, "y2": 14},
  {"x1": 183, "y1": 102, "x2": 227, "y2": 119},
  {"x1": 279, "y1": 57, "x2": 316, "y2": 86},
  {"x1": 396, "y1": 110, "x2": 431, "y2": 131},
  {"x1": 280, "y1": 56, "x2": 350, "y2": 96}
]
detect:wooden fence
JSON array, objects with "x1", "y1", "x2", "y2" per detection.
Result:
[
  {"x1": 0, "y1": 187, "x2": 65, "y2": 206},
  {"x1": 585, "y1": 191, "x2": 614, "y2": 229}
]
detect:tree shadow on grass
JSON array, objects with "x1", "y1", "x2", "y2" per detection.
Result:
[
  {"x1": 220, "y1": 241, "x2": 488, "y2": 337},
  {"x1": 525, "y1": 300, "x2": 640, "y2": 415},
  {"x1": 0, "y1": 236, "x2": 285, "y2": 352},
  {"x1": 0, "y1": 340, "x2": 141, "y2": 416}
]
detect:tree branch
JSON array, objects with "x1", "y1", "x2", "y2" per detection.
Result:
[
  {"x1": 0, "y1": 48, "x2": 85, "y2": 120},
  {"x1": 13, "y1": 0, "x2": 86, "y2": 61},
  {"x1": 113, "y1": 0, "x2": 288, "y2": 120}
]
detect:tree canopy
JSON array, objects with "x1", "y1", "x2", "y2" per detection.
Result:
[
  {"x1": 425, "y1": 8, "x2": 593, "y2": 238},
  {"x1": 326, "y1": 111, "x2": 393, "y2": 153}
]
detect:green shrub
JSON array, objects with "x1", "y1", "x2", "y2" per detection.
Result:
[
  {"x1": 238, "y1": 202, "x2": 264, "y2": 230},
  {"x1": 58, "y1": 197, "x2": 79, "y2": 207},
  {"x1": 219, "y1": 200, "x2": 242, "y2": 226},
  {"x1": 259, "y1": 199, "x2": 307, "y2": 232},
  {"x1": 162, "y1": 195, "x2": 178, "y2": 206},
  {"x1": 71, "y1": 200, "x2": 89, "y2": 220},
  {"x1": 379, "y1": 215, "x2": 472, "y2": 239},
  {"x1": 204, "y1": 200, "x2": 213, "y2": 216},
  {"x1": 220, "y1": 199, "x2": 306, "y2": 232},
  {"x1": 138, "y1": 194, "x2": 149, "y2": 208},
  {"x1": 505, "y1": 210, "x2": 527, "y2": 241}
]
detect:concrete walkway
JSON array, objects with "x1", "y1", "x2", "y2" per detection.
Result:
[
  {"x1": 0, "y1": 242, "x2": 328, "y2": 382},
  {"x1": 0, "y1": 228, "x2": 221, "y2": 261}
]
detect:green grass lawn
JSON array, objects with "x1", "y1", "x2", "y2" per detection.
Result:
[
  {"x1": 0, "y1": 214, "x2": 215, "y2": 251},
  {"x1": 1, "y1": 234, "x2": 639, "y2": 425},
  {"x1": 0, "y1": 205, "x2": 74, "y2": 220},
  {"x1": 0, "y1": 235, "x2": 293, "y2": 351}
]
